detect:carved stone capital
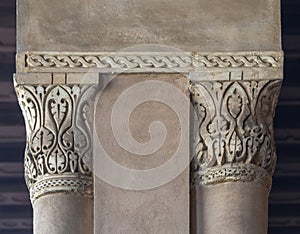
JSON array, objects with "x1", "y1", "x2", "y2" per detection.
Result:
[
  {"x1": 14, "y1": 50, "x2": 283, "y2": 196},
  {"x1": 190, "y1": 79, "x2": 282, "y2": 189},
  {"x1": 14, "y1": 75, "x2": 98, "y2": 202}
]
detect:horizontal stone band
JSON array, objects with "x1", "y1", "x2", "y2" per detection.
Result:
[
  {"x1": 17, "y1": 51, "x2": 283, "y2": 79},
  {"x1": 193, "y1": 163, "x2": 272, "y2": 190},
  {"x1": 30, "y1": 175, "x2": 93, "y2": 202}
]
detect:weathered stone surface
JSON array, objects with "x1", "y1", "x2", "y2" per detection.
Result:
[
  {"x1": 192, "y1": 182, "x2": 269, "y2": 234},
  {"x1": 16, "y1": 51, "x2": 283, "y2": 80},
  {"x1": 95, "y1": 173, "x2": 188, "y2": 234},
  {"x1": 14, "y1": 79, "x2": 97, "y2": 202},
  {"x1": 33, "y1": 194, "x2": 93, "y2": 234},
  {"x1": 93, "y1": 73, "x2": 190, "y2": 233},
  {"x1": 190, "y1": 79, "x2": 282, "y2": 188},
  {"x1": 17, "y1": 0, "x2": 281, "y2": 52},
  {"x1": 16, "y1": 0, "x2": 283, "y2": 233},
  {"x1": 14, "y1": 73, "x2": 97, "y2": 233}
]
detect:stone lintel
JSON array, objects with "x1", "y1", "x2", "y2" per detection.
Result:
[{"x1": 16, "y1": 51, "x2": 283, "y2": 82}]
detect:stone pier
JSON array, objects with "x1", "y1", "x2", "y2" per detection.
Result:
[{"x1": 15, "y1": 0, "x2": 283, "y2": 233}]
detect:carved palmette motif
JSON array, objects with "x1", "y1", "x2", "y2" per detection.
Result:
[
  {"x1": 15, "y1": 84, "x2": 96, "y2": 201},
  {"x1": 190, "y1": 80, "x2": 282, "y2": 187}
]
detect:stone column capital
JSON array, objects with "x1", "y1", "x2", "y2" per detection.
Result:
[
  {"x1": 189, "y1": 51, "x2": 283, "y2": 190},
  {"x1": 14, "y1": 49, "x2": 283, "y2": 199},
  {"x1": 14, "y1": 73, "x2": 98, "y2": 203}
]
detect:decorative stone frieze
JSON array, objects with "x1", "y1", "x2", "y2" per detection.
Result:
[
  {"x1": 17, "y1": 51, "x2": 283, "y2": 78},
  {"x1": 15, "y1": 50, "x2": 283, "y2": 199},
  {"x1": 190, "y1": 79, "x2": 282, "y2": 189},
  {"x1": 14, "y1": 76, "x2": 97, "y2": 202}
]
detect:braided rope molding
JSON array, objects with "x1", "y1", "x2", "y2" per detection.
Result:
[
  {"x1": 17, "y1": 51, "x2": 283, "y2": 74},
  {"x1": 29, "y1": 175, "x2": 93, "y2": 202},
  {"x1": 193, "y1": 163, "x2": 272, "y2": 190}
]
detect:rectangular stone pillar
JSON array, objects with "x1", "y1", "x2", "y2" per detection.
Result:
[
  {"x1": 92, "y1": 73, "x2": 190, "y2": 233},
  {"x1": 16, "y1": 0, "x2": 282, "y2": 234}
]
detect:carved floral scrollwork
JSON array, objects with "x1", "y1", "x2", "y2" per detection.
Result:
[
  {"x1": 15, "y1": 84, "x2": 97, "y2": 201},
  {"x1": 190, "y1": 80, "x2": 282, "y2": 187}
]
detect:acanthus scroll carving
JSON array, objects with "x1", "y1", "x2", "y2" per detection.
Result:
[
  {"x1": 15, "y1": 83, "x2": 97, "y2": 201},
  {"x1": 190, "y1": 79, "x2": 282, "y2": 187}
]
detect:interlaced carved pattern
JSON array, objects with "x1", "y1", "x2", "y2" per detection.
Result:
[
  {"x1": 15, "y1": 84, "x2": 96, "y2": 201},
  {"x1": 23, "y1": 52, "x2": 281, "y2": 69},
  {"x1": 190, "y1": 80, "x2": 282, "y2": 187}
]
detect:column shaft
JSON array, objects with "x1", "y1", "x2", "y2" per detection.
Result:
[
  {"x1": 33, "y1": 194, "x2": 93, "y2": 234},
  {"x1": 190, "y1": 77, "x2": 283, "y2": 234},
  {"x1": 14, "y1": 76, "x2": 98, "y2": 234},
  {"x1": 196, "y1": 182, "x2": 269, "y2": 234}
]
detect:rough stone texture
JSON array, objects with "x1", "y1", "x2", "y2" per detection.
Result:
[
  {"x1": 93, "y1": 73, "x2": 190, "y2": 233},
  {"x1": 17, "y1": 0, "x2": 281, "y2": 52},
  {"x1": 94, "y1": 174, "x2": 188, "y2": 234},
  {"x1": 191, "y1": 182, "x2": 269, "y2": 234},
  {"x1": 16, "y1": 0, "x2": 282, "y2": 233},
  {"x1": 33, "y1": 194, "x2": 93, "y2": 234}
]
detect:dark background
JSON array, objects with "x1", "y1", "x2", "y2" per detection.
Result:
[{"x1": 0, "y1": 0, "x2": 299, "y2": 233}]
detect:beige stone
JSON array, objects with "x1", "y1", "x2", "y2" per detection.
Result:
[
  {"x1": 15, "y1": 0, "x2": 283, "y2": 233},
  {"x1": 93, "y1": 73, "x2": 190, "y2": 233},
  {"x1": 192, "y1": 182, "x2": 269, "y2": 234},
  {"x1": 17, "y1": 0, "x2": 281, "y2": 52},
  {"x1": 33, "y1": 194, "x2": 93, "y2": 234}
]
